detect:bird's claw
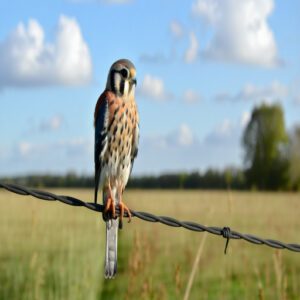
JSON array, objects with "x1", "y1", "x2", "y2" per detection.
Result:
[
  {"x1": 103, "y1": 197, "x2": 116, "y2": 220},
  {"x1": 118, "y1": 201, "x2": 132, "y2": 229}
]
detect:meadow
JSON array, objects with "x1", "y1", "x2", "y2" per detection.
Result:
[{"x1": 0, "y1": 189, "x2": 299, "y2": 299}]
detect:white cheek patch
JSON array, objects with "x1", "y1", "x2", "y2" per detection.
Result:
[
  {"x1": 114, "y1": 73, "x2": 121, "y2": 93},
  {"x1": 130, "y1": 84, "x2": 135, "y2": 97},
  {"x1": 124, "y1": 81, "x2": 129, "y2": 97}
]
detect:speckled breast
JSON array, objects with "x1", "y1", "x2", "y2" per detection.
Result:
[{"x1": 102, "y1": 97, "x2": 138, "y2": 185}]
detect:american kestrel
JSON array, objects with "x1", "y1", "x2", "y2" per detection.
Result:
[{"x1": 94, "y1": 59, "x2": 139, "y2": 278}]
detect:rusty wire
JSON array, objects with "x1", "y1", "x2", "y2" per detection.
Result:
[{"x1": 1, "y1": 182, "x2": 300, "y2": 253}]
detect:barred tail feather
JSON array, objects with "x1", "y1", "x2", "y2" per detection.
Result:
[
  {"x1": 103, "y1": 188, "x2": 119, "y2": 279},
  {"x1": 105, "y1": 219, "x2": 119, "y2": 278}
]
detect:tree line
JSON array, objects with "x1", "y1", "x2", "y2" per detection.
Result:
[
  {"x1": 0, "y1": 169, "x2": 247, "y2": 190},
  {"x1": 1, "y1": 103, "x2": 299, "y2": 191}
]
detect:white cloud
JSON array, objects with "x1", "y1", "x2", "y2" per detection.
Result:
[
  {"x1": 215, "y1": 81, "x2": 288, "y2": 103},
  {"x1": 192, "y1": 0, "x2": 280, "y2": 67},
  {"x1": 18, "y1": 142, "x2": 33, "y2": 157},
  {"x1": 177, "y1": 124, "x2": 194, "y2": 146},
  {"x1": 143, "y1": 124, "x2": 195, "y2": 150},
  {"x1": 205, "y1": 119, "x2": 234, "y2": 144},
  {"x1": 192, "y1": 0, "x2": 219, "y2": 24},
  {"x1": 183, "y1": 89, "x2": 202, "y2": 104},
  {"x1": 138, "y1": 74, "x2": 172, "y2": 101},
  {"x1": 217, "y1": 119, "x2": 233, "y2": 136},
  {"x1": 184, "y1": 32, "x2": 199, "y2": 63},
  {"x1": 136, "y1": 119, "x2": 244, "y2": 174},
  {"x1": 240, "y1": 111, "x2": 251, "y2": 128},
  {"x1": 170, "y1": 20, "x2": 184, "y2": 39},
  {"x1": 204, "y1": 112, "x2": 251, "y2": 146},
  {"x1": 0, "y1": 15, "x2": 92, "y2": 88}
]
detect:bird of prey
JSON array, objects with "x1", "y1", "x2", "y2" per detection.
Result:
[{"x1": 94, "y1": 59, "x2": 139, "y2": 278}]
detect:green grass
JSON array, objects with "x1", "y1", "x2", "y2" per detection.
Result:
[{"x1": 1, "y1": 189, "x2": 300, "y2": 299}]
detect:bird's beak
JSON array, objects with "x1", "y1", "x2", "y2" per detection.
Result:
[{"x1": 131, "y1": 78, "x2": 137, "y2": 86}]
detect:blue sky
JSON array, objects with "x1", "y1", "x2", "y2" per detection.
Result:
[{"x1": 0, "y1": 0, "x2": 300, "y2": 176}]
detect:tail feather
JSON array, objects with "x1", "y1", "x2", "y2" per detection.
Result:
[
  {"x1": 105, "y1": 219, "x2": 119, "y2": 278},
  {"x1": 103, "y1": 188, "x2": 119, "y2": 279}
]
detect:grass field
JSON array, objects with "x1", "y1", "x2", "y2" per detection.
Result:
[{"x1": 0, "y1": 189, "x2": 300, "y2": 299}]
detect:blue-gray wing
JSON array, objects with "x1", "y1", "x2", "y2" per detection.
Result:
[{"x1": 94, "y1": 93, "x2": 109, "y2": 203}]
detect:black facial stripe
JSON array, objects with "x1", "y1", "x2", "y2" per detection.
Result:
[
  {"x1": 120, "y1": 77, "x2": 125, "y2": 95},
  {"x1": 110, "y1": 70, "x2": 116, "y2": 93}
]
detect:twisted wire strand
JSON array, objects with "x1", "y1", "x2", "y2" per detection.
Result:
[{"x1": 1, "y1": 182, "x2": 300, "y2": 253}]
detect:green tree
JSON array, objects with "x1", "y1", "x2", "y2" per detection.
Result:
[
  {"x1": 289, "y1": 126, "x2": 300, "y2": 190},
  {"x1": 243, "y1": 103, "x2": 290, "y2": 190}
]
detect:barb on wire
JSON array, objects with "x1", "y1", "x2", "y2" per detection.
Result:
[
  {"x1": 1, "y1": 182, "x2": 300, "y2": 253},
  {"x1": 221, "y1": 227, "x2": 231, "y2": 254}
]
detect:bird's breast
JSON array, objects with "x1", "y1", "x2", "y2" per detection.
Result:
[{"x1": 101, "y1": 98, "x2": 137, "y2": 182}]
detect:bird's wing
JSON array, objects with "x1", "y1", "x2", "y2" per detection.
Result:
[
  {"x1": 130, "y1": 107, "x2": 140, "y2": 175},
  {"x1": 94, "y1": 92, "x2": 110, "y2": 204}
]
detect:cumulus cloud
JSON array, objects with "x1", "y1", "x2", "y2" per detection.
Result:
[
  {"x1": 205, "y1": 119, "x2": 235, "y2": 144},
  {"x1": 136, "y1": 118, "x2": 246, "y2": 174},
  {"x1": 170, "y1": 20, "x2": 184, "y2": 39},
  {"x1": 204, "y1": 111, "x2": 252, "y2": 146},
  {"x1": 183, "y1": 89, "x2": 202, "y2": 104},
  {"x1": 176, "y1": 124, "x2": 194, "y2": 146},
  {"x1": 215, "y1": 81, "x2": 288, "y2": 103},
  {"x1": 184, "y1": 32, "x2": 199, "y2": 63},
  {"x1": 138, "y1": 74, "x2": 172, "y2": 101},
  {"x1": 18, "y1": 142, "x2": 33, "y2": 157},
  {"x1": 143, "y1": 124, "x2": 195, "y2": 150},
  {"x1": 240, "y1": 111, "x2": 251, "y2": 128},
  {"x1": 192, "y1": 0, "x2": 280, "y2": 67},
  {"x1": 0, "y1": 15, "x2": 92, "y2": 88}
]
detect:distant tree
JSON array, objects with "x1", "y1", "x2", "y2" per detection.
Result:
[
  {"x1": 289, "y1": 126, "x2": 300, "y2": 190},
  {"x1": 243, "y1": 103, "x2": 290, "y2": 190},
  {"x1": 224, "y1": 168, "x2": 233, "y2": 190}
]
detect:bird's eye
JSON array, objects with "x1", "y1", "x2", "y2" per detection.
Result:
[{"x1": 120, "y1": 68, "x2": 129, "y2": 79}]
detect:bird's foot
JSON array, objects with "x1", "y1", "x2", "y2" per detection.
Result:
[
  {"x1": 103, "y1": 196, "x2": 116, "y2": 220},
  {"x1": 118, "y1": 201, "x2": 132, "y2": 229}
]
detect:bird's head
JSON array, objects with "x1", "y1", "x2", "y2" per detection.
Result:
[{"x1": 106, "y1": 59, "x2": 137, "y2": 98}]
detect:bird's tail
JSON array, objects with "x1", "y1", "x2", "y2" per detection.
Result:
[{"x1": 103, "y1": 188, "x2": 119, "y2": 279}]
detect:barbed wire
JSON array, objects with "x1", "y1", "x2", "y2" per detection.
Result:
[{"x1": 1, "y1": 182, "x2": 300, "y2": 253}]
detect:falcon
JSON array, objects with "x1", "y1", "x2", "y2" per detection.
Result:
[{"x1": 94, "y1": 59, "x2": 139, "y2": 278}]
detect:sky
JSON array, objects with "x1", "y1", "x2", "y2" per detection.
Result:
[{"x1": 0, "y1": 0, "x2": 300, "y2": 176}]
